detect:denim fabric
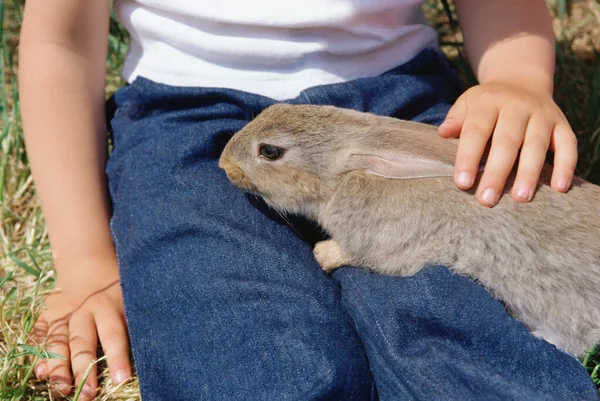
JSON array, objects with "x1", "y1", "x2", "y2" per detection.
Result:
[{"x1": 106, "y1": 49, "x2": 598, "y2": 401}]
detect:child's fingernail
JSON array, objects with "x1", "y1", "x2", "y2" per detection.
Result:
[
  {"x1": 82, "y1": 384, "x2": 96, "y2": 399},
  {"x1": 35, "y1": 365, "x2": 46, "y2": 378},
  {"x1": 556, "y1": 178, "x2": 570, "y2": 191},
  {"x1": 456, "y1": 171, "x2": 473, "y2": 188},
  {"x1": 52, "y1": 381, "x2": 71, "y2": 394},
  {"x1": 113, "y1": 369, "x2": 129, "y2": 384},
  {"x1": 481, "y1": 188, "x2": 499, "y2": 206},
  {"x1": 516, "y1": 184, "x2": 533, "y2": 201}
]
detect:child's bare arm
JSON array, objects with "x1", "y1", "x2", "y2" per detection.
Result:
[
  {"x1": 439, "y1": 0, "x2": 576, "y2": 207},
  {"x1": 20, "y1": 0, "x2": 130, "y2": 398}
]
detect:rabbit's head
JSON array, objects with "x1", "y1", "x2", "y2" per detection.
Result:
[{"x1": 219, "y1": 103, "x2": 458, "y2": 216}]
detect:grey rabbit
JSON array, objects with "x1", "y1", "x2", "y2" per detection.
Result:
[{"x1": 218, "y1": 103, "x2": 600, "y2": 356}]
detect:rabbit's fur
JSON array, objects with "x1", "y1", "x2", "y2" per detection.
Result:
[{"x1": 219, "y1": 103, "x2": 600, "y2": 356}]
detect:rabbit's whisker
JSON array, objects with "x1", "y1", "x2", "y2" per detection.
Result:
[
  {"x1": 273, "y1": 207, "x2": 309, "y2": 244},
  {"x1": 247, "y1": 193, "x2": 308, "y2": 243}
]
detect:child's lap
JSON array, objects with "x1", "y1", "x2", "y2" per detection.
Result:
[
  {"x1": 106, "y1": 49, "x2": 597, "y2": 400},
  {"x1": 107, "y1": 77, "x2": 376, "y2": 400}
]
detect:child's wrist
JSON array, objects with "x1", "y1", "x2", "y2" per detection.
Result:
[
  {"x1": 477, "y1": 58, "x2": 555, "y2": 96},
  {"x1": 52, "y1": 251, "x2": 119, "y2": 279}
]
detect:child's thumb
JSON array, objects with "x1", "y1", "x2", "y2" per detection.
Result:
[{"x1": 438, "y1": 94, "x2": 467, "y2": 138}]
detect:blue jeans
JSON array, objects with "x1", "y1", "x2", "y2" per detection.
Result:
[{"x1": 106, "y1": 50, "x2": 598, "y2": 400}]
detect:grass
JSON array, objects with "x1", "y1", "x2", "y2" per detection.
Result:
[{"x1": 1, "y1": 1, "x2": 599, "y2": 399}]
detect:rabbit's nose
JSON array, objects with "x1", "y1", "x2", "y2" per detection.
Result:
[
  {"x1": 218, "y1": 155, "x2": 232, "y2": 171},
  {"x1": 219, "y1": 158, "x2": 257, "y2": 192}
]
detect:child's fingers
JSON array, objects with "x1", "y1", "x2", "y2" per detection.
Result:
[
  {"x1": 95, "y1": 304, "x2": 132, "y2": 385},
  {"x1": 476, "y1": 109, "x2": 529, "y2": 207},
  {"x1": 453, "y1": 105, "x2": 498, "y2": 189},
  {"x1": 32, "y1": 315, "x2": 49, "y2": 379},
  {"x1": 550, "y1": 121, "x2": 578, "y2": 192},
  {"x1": 439, "y1": 94, "x2": 467, "y2": 138},
  {"x1": 511, "y1": 117, "x2": 552, "y2": 202},
  {"x1": 44, "y1": 316, "x2": 73, "y2": 397},
  {"x1": 69, "y1": 311, "x2": 99, "y2": 400}
]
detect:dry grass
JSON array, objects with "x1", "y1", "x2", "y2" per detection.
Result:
[{"x1": 1, "y1": 1, "x2": 599, "y2": 399}]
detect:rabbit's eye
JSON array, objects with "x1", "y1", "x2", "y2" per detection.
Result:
[{"x1": 259, "y1": 144, "x2": 284, "y2": 160}]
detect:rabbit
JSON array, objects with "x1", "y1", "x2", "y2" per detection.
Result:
[{"x1": 218, "y1": 103, "x2": 600, "y2": 357}]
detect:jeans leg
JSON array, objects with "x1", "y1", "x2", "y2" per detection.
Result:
[
  {"x1": 333, "y1": 267, "x2": 598, "y2": 400},
  {"x1": 294, "y1": 49, "x2": 598, "y2": 400},
  {"x1": 106, "y1": 79, "x2": 375, "y2": 401}
]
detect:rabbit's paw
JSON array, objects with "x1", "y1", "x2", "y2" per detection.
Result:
[{"x1": 314, "y1": 240, "x2": 348, "y2": 273}]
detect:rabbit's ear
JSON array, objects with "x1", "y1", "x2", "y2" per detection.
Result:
[{"x1": 346, "y1": 152, "x2": 455, "y2": 180}]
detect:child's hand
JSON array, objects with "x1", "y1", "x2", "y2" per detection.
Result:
[
  {"x1": 32, "y1": 267, "x2": 131, "y2": 401},
  {"x1": 438, "y1": 81, "x2": 577, "y2": 207}
]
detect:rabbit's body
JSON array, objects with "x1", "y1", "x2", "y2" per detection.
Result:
[
  {"x1": 219, "y1": 103, "x2": 600, "y2": 356},
  {"x1": 319, "y1": 170, "x2": 600, "y2": 355}
]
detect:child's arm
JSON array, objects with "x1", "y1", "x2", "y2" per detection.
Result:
[
  {"x1": 20, "y1": 0, "x2": 130, "y2": 398},
  {"x1": 438, "y1": 0, "x2": 576, "y2": 207}
]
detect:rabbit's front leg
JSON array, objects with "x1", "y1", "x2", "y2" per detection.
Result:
[{"x1": 314, "y1": 239, "x2": 350, "y2": 273}]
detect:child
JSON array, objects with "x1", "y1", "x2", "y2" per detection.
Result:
[{"x1": 19, "y1": 0, "x2": 597, "y2": 399}]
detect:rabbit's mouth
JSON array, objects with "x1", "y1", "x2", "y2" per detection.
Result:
[{"x1": 219, "y1": 157, "x2": 258, "y2": 192}]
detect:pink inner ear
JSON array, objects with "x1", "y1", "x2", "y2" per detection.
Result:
[{"x1": 347, "y1": 153, "x2": 455, "y2": 180}]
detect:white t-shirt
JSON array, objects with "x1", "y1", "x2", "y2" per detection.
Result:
[{"x1": 115, "y1": 0, "x2": 438, "y2": 100}]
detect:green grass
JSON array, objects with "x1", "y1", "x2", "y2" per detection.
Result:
[{"x1": 1, "y1": 1, "x2": 599, "y2": 399}]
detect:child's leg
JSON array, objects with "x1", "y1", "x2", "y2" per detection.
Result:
[
  {"x1": 296, "y1": 49, "x2": 598, "y2": 400},
  {"x1": 334, "y1": 267, "x2": 598, "y2": 400},
  {"x1": 106, "y1": 82, "x2": 375, "y2": 400}
]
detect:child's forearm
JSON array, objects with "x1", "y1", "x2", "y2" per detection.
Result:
[
  {"x1": 453, "y1": 0, "x2": 555, "y2": 95},
  {"x1": 19, "y1": 0, "x2": 116, "y2": 274}
]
